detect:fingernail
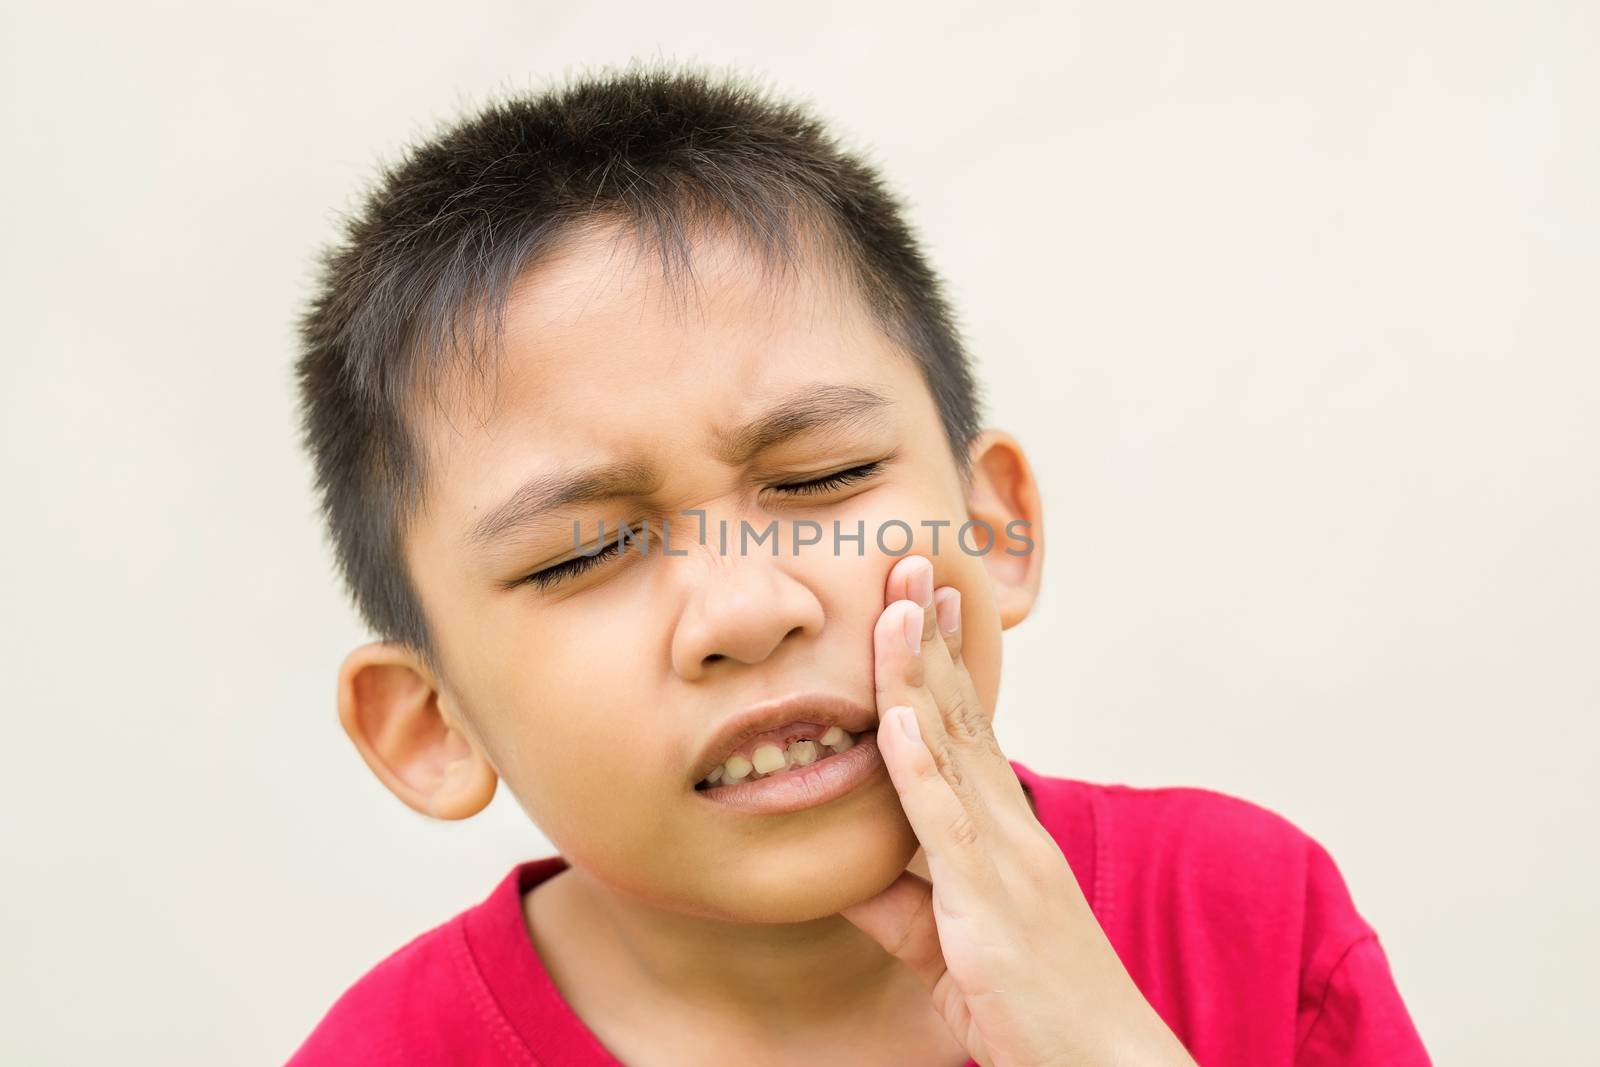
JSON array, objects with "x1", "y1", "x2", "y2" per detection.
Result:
[
  {"x1": 936, "y1": 588, "x2": 961, "y2": 634},
  {"x1": 893, "y1": 705, "x2": 921, "y2": 745},
  {"x1": 901, "y1": 602, "x2": 922, "y2": 652},
  {"x1": 909, "y1": 559, "x2": 934, "y2": 609}
]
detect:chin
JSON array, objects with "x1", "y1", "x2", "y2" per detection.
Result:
[{"x1": 689, "y1": 802, "x2": 922, "y2": 924}]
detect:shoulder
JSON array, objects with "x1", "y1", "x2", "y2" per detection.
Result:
[
  {"x1": 1017, "y1": 766, "x2": 1377, "y2": 968},
  {"x1": 1021, "y1": 766, "x2": 1329, "y2": 883},
  {"x1": 1073, "y1": 782, "x2": 1430, "y2": 1061},
  {"x1": 283, "y1": 911, "x2": 490, "y2": 1066},
  {"x1": 1036, "y1": 770, "x2": 1353, "y2": 887},
  {"x1": 1021, "y1": 767, "x2": 1436, "y2": 1058},
  {"x1": 1094, "y1": 779, "x2": 1334, "y2": 878},
  {"x1": 1094, "y1": 781, "x2": 1372, "y2": 936}
]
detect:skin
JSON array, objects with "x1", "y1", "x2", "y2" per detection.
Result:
[
  {"x1": 335, "y1": 222, "x2": 1189, "y2": 1064},
  {"x1": 845, "y1": 556, "x2": 1198, "y2": 1065}
]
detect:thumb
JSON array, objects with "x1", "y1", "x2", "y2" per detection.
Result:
[{"x1": 838, "y1": 869, "x2": 949, "y2": 990}]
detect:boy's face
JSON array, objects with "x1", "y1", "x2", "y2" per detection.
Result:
[{"x1": 396, "y1": 225, "x2": 1028, "y2": 922}]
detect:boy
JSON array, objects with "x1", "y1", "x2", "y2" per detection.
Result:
[{"x1": 288, "y1": 62, "x2": 1430, "y2": 1065}]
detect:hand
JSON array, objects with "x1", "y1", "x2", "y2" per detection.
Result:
[{"x1": 838, "y1": 554, "x2": 1198, "y2": 1067}]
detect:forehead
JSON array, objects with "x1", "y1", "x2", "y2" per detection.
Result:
[
  {"x1": 445, "y1": 226, "x2": 886, "y2": 422},
  {"x1": 413, "y1": 226, "x2": 918, "y2": 520}
]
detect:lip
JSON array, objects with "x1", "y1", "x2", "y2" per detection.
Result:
[
  {"x1": 695, "y1": 732, "x2": 886, "y2": 815},
  {"x1": 689, "y1": 691, "x2": 880, "y2": 787}
]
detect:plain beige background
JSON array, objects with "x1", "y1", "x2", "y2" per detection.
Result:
[{"x1": 3, "y1": 1, "x2": 1596, "y2": 1063}]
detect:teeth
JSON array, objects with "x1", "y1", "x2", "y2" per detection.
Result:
[
  {"x1": 787, "y1": 740, "x2": 820, "y2": 766},
  {"x1": 701, "y1": 729, "x2": 859, "y2": 789}
]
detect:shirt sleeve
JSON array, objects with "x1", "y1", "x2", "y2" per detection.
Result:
[{"x1": 1293, "y1": 839, "x2": 1432, "y2": 1066}]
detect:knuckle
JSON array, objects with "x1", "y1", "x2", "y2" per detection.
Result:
[
  {"x1": 978, "y1": 728, "x2": 1007, "y2": 762},
  {"x1": 930, "y1": 736, "x2": 964, "y2": 785},
  {"x1": 946, "y1": 811, "x2": 982, "y2": 849},
  {"x1": 942, "y1": 691, "x2": 988, "y2": 744}
]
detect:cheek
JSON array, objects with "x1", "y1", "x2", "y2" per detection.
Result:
[
  {"x1": 457, "y1": 632, "x2": 766, "y2": 907},
  {"x1": 817, "y1": 528, "x2": 1003, "y2": 719},
  {"x1": 497, "y1": 715, "x2": 697, "y2": 903},
  {"x1": 834, "y1": 494, "x2": 1004, "y2": 721},
  {"x1": 462, "y1": 643, "x2": 675, "y2": 863}
]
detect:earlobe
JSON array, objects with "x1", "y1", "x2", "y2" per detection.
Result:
[
  {"x1": 336, "y1": 643, "x2": 498, "y2": 820},
  {"x1": 963, "y1": 430, "x2": 1045, "y2": 629}
]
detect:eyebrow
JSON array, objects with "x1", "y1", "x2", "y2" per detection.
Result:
[{"x1": 464, "y1": 383, "x2": 893, "y2": 552}]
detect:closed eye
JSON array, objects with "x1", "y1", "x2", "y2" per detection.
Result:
[
  {"x1": 516, "y1": 458, "x2": 890, "y2": 591},
  {"x1": 516, "y1": 537, "x2": 629, "y2": 590},
  {"x1": 768, "y1": 459, "x2": 886, "y2": 496}
]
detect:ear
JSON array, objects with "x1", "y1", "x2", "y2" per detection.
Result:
[
  {"x1": 336, "y1": 643, "x2": 498, "y2": 820},
  {"x1": 963, "y1": 429, "x2": 1045, "y2": 629}
]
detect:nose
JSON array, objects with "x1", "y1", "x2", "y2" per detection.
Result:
[{"x1": 670, "y1": 544, "x2": 825, "y2": 680}]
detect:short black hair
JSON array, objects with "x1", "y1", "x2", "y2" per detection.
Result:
[{"x1": 294, "y1": 59, "x2": 985, "y2": 679}]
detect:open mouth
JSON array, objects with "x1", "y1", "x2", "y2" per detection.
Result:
[{"x1": 693, "y1": 726, "x2": 865, "y2": 792}]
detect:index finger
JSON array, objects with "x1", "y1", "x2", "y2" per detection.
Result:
[
  {"x1": 877, "y1": 701, "x2": 999, "y2": 906},
  {"x1": 883, "y1": 555, "x2": 1035, "y2": 825}
]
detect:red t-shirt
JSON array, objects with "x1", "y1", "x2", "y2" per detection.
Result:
[{"x1": 286, "y1": 762, "x2": 1431, "y2": 1065}]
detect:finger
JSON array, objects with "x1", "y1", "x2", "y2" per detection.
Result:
[
  {"x1": 933, "y1": 586, "x2": 963, "y2": 663},
  {"x1": 881, "y1": 559, "x2": 1005, "y2": 776},
  {"x1": 876, "y1": 701, "x2": 1000, "y2": 903},
  {"x1": 884, "y1": 552, "x2": 940, "y2": 649},
  {"x1": 911, "y1": 609, "x2": 1037, "y2": 828},
  {"x1": 915, "y1": 587, "x2": 1001, "y2": 755},
  {"x1": 916, "y1": 592, "x2": 990, "y2": 748},
  {"x1": 880, "y1": 557, "x2": 1012, "y2": 808},
  {"x1": 881, "y1": 562, "x2": 1036, "y2": 829},
  {"x1": 875, "y1": 597, "x2": 982, "y2": 813},
  {"x1": 836, "y1": 870, "x2": 947, "y2": 991},
  {"x1": 884, "y1": 559, "x2": 975, "y2": 736},
  {"x1": 837, "y1": 864, "x2": 994, "y2": 1067}
]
